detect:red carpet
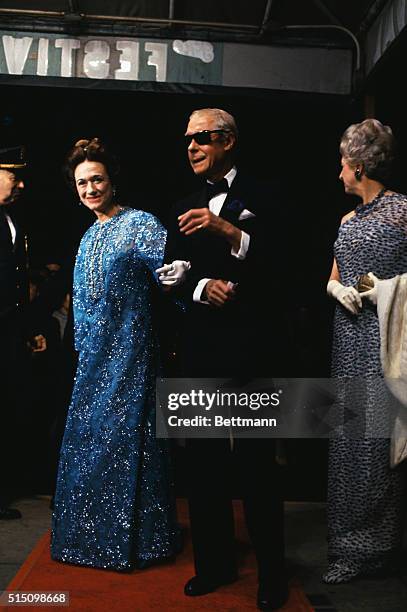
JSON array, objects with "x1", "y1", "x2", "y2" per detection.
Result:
[{"x1": 1, "y1": 499, "x2": 313, "y2": 611}]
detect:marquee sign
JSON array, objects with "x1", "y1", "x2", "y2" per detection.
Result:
[
  {"x1": 0, "y1": 31, "x2": 222, "y2": 84},
  {"x1": 0, "y1": 30, "x2": 352, "y2": 95}
]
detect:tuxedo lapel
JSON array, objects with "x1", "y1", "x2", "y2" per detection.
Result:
[
  {"x1": 179, "y1": 186, "x2": 208, "y2": 214},
  {"x1": 199, "y1": 186, "x2": 209, "y2": 209}
]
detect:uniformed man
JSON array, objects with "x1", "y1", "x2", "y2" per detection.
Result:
[{"x1": 0, "y1": 145, "x2": 46, "y2": 519}]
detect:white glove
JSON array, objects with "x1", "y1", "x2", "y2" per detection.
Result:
[
  {"x1": 359, "y1": 272, "x2": 380, "y2": 306},
  {"x1": 327, "y1": 279, "x2": 362, "y2": 315},
  {"x1": 155, "y1": 260, "x2": 191, "y2": 287}
]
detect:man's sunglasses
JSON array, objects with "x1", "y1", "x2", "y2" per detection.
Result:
[{"x1": 184, "y1": 129, "x2": 227, "y2": 146}]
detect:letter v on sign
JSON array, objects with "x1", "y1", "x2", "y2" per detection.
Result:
[{"x1": 2, "y1": 35, "x2": 33, "y2": 74}]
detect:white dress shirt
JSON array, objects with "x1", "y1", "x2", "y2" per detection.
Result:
[{"x1": 193, "y1": 167, "x2": 251, "y2": 303}]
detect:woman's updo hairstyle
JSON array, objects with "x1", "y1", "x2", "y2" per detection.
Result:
[
  {"x1": 339, "y1": 118, "x2": 395, "y2": 183},
  {"x1": 64, "y1": 137, "x2": 120, "y2": 189}
]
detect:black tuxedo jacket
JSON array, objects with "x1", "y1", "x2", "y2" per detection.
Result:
[{"x1": 164, "y1": 172, "x2": 284, "y2": 377}]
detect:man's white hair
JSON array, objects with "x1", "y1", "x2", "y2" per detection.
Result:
[{"x1": 189, "y1": 108, "x2": 238, "y2": 140}]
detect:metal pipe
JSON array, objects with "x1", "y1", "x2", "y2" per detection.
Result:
[
  {"x1": 283, "y1": 24, "x2": 361, "y2": 70},
  {"x1": 0, "y1": 6, "x2": 361, "y2": 73},
  {"x1": 169, "y1": 0, "x2": 175, "y2": 21},
  {"x1": 0, "y1": 8, "x2": 64, "y2": 18},
  {"x1": 67, "y1": 0, "x2": 79, "y2": 12},
  {"x1": 260, "y1": 0, "x2": 275, "y2": 33},
  {"x1": 88, "y1": 13, "x2": 258, "y2": 30},
  {"x1": 0, "y1": 8, "x2": 258, "y2": 31}
]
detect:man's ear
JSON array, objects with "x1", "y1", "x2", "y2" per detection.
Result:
[{"x1": 223, "y1": 132, "x2": 236, "y2": 152}]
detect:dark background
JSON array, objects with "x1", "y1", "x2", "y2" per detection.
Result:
[
  {"x1": 1, "y1": 84, "x2": 361, "y2": 287},
  {"x1": 2, "y1": 65, "x2": 407, "y2": 499}
]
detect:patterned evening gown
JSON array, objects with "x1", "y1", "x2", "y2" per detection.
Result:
[
  {"x1": 324, "y1": 191, "x2": 407, "y2": 584},
  {"x1": 51, "y1": 207, "x2": 178, "y2": 570}
]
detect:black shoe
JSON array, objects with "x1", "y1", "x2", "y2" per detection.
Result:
[
  {"x1": 184, "y1": 574, "x2": 238, "y2": 596},
  {"x1": 0, "y1": 507, "x2": 22, "y2": 520},
  {"x1": 257, "y1": 580, "x2": 289, "y2": 610}
]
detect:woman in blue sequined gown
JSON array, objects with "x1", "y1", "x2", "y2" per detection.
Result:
[
  {"x1": 51, "y1": 138, "x2": 178, "y2": 570},
  {"x1": 325, "y1": 119, "x2": 407, "y2": 584}
]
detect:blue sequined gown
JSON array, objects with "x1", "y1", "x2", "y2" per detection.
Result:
[
  {"x1": 51, "y1": 207, "x2": 177, "y2": 570},
  {"x1": 328, "y1": 192, "x2": 407, "y2": 577}
]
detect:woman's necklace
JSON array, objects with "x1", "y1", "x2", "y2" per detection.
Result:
[
  {"x1": 358, "y1": 187, "x2": 387, "y2": 210},
  {"x1": 88, "y1": 225, "x2": 105, "y2": 299},
  {"x1": 88, "y1": 206, "x2": 124, "y2": 299}
]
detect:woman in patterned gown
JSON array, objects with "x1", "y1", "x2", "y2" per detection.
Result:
[
  {"x1": 324, "y1": 119, "x2": 407, "y2": 583},
  {"x1": 51, "y1": 138, "x2": 178, "y2": 570}
]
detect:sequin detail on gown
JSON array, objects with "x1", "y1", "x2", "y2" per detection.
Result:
[
  {"x1": 325, "y1": 192, "x2": 407, "y2": 582},
  {"x1": 51, "y1": 207, "x2": 178, "y2": 570}
]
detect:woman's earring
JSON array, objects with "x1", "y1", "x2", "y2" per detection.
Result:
[
  {"x1": 354, "y1": 168, "x2": 362, "y2": 181},
  {"x1": 78, "y1": 200, "x2": 82, "y2": 206},
  {"x1": 112, "y1": 187, "x2": 117, "y2": 197}
]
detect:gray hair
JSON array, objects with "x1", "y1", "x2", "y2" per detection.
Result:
[
  {"x1": 189, "y1": 108, "x2": 239, "y2": 141},
  {"x1": 340, "y1": 118, "x2": 395, "y2": 182}
]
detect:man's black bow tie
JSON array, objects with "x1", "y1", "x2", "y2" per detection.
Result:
[{"x1": 206, "y1": 178, "x2": 229, "y2": 200}]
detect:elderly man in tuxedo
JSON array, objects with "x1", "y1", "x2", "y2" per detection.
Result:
[
  {"x1": 0, "y1": 146, "x2": 45, "y2": 519},
  {"x1": 159, "y1": 108, "x2": 288, "y2": 611}
]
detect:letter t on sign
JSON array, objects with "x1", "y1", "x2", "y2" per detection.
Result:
[
  {"x1": 145, "y1": 42, "x2": 168, "y2": 82},
  {"x1": 55, "y1": 38, "x2": 80, "y2": 77}
]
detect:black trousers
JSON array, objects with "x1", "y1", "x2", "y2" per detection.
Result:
[{"x1": 186, "y1": 437, "x2": 285, "y2": 583}]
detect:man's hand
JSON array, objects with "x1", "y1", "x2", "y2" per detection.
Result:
[
  {"x1": 178, "y1": 208, "x2": 241, "y2": 250},
  {"x1": 30, "y1": 334, "x2": 47, "y2": 353},
  {"x1": 204, "y1": 279, "x2": 236, "y2": 308},
  {"x1": 155, "y1": 260, "x2": 191, "y2": 289}
]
